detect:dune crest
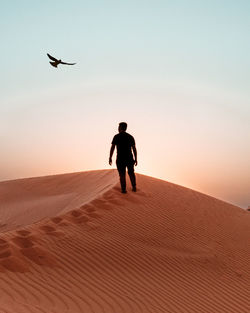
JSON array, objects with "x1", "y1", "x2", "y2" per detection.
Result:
[
  {"x1": 0, "y1": 169, "x2": 118, "y2": 232},
  {"x1": 0, "y1": 170, "x2": 249, "y2": 313}
]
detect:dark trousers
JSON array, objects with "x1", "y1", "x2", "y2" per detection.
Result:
[{"x1": 116, "y1": 159, "x2": 136, "y2": 191}]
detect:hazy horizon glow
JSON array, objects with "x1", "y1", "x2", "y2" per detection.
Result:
[{"x1": 1, "y1": 1, "x2": 249, "y2": 208}]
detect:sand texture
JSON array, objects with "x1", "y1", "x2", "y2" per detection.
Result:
[{"x1": 0, "y1": 169, "x2": 249, "y2": 313}]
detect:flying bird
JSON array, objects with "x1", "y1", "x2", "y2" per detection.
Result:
[{"x1": 47, "y1": 53, "x2": 76, "y2": 68}]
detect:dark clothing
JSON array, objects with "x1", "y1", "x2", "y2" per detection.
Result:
[
  {"x1": 112, "y1": 132, "x2": 136, "y2": 191},
  {"x1": 116, "y1": 159, "x2": 136, "y2": 191},
  {"x1": 111, "y1": 132, "x2": 135, "y2": 161}
]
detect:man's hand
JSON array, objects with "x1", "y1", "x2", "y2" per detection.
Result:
[
  {"x1": 132, "y1": 145, "x2": 137, "y2": 167},
  {"x1": 109, "y1": 144, "x2": 115, "y2": 166}
]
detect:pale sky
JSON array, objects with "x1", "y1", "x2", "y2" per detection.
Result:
[{"x1": 1, "y1": 0, "x2": 249, "y2": 208}]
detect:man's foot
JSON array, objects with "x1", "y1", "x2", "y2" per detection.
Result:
[
  {"x1": 121, "y1": 190, "x2": 127, "y2": 194},
  {"x1": 132, "y1": 186, "x2": 137, "y2": 192}
]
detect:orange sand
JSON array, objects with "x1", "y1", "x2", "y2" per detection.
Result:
[{"x1": 0, "y1": 169, "x2": 249, "y2": 313}]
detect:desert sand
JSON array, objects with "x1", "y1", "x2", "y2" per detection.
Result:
[{"x1": 0, "y1": 169, "x2": 249, "y2": 313}]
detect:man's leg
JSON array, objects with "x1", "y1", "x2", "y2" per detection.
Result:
[
  {"x1": 127, "y1": 160, "x2": 136, "y2": 191},
  {"x1": 116, "y1": 160, "x2": 127, "y2": 192}
]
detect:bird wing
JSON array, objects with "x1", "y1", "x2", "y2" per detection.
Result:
[
  {"x1": 47, "y1": 53, "x2": 58, "y2": 62},
  {"x1": 60, "y1": 61, "x2": 76, "y2": 65}
]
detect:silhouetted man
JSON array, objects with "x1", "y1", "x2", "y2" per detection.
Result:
[{"x1": 109, "y1": 122, "x2": 137, "y2": 193}]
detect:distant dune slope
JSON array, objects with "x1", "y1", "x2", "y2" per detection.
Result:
[
  {"x1": 0, "y1": 170, "x2": 249, "y2": 313},
  {"x1": 0, "y1": 170, "x2": 118, "y2": 232}
]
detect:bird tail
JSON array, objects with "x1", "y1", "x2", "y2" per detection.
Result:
[{"x1": 50, "y1": 62, "x2": 58, "y2": 68}]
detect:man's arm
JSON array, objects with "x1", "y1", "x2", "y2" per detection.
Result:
[
  {"x1": 109, "y1": 144, "x2": 115, "y2": 165},
  {"x1": 132, "y1": 145, "x2": 137, "y2": 166}
]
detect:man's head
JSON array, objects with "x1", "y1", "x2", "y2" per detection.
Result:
[{"x1": 118, "y1": 122, "x2": 127, "y2": 133}]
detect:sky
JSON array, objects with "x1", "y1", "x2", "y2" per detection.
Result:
[{"x1": 1, "y1": 0, "x2": 249, "y2": 208}]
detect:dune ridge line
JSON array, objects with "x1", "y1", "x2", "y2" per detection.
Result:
[{"x1": 0, "y1": 169, "x2": 249, "y2": 313}]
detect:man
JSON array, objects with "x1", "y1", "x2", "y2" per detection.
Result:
[{"x1": 109, "y1": 122, "x2": 137, "y2": 193}]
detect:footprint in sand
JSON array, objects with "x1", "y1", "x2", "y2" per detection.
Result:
[
  {"x1": 71, "y1": 214, "x2": 89, "y2": 224},
  {"x1": 16, "y1": 230, "x2": 31, "y2": 237},
  {"x1": 11, "y1": 236, "x2": 34, "y2": 248},
  {"x1": 71, "y1": 209, "x2": 82, "y2": 217},
  {"x1": 39, "y1": 225, "x2": 63, "y2": 237},
  {"x1": 0, "y1": 238, "x2": 9, "y2": 249},
  {"x1": 0, "y1": 238, "x2": 30, "y2": 272},
  {"x1": 0, "y1": 239, "x2": 13, "y2": 263},
  {"x1": 92, "y1": 199, "x2": 112, "y2": 210},
  {"x1": 21, "y1": 246, "x2": 57, "y2": 267},
  {"x1": 62, "y1": 209, "x2": 89, "y2": 224},
  {"x1": 90, "y1": 199, "x2": 107, "y2": 207},
  {"x1": 40, "y1": 225, "x2": 56, "y2": 233},
  {"x1": 0, "y1": 255, "x2": 29, "y2": 272},
  {"x1": 50, "y1": 217, "x2": 63, "y2": 224},
  {"x1": 77, "y1": 205, "x2": 102, "y2": 219},
  {"x1": 107, "y1": 197, "x2": 123, "y2": 205},
  {"x1": 0, "y1": 249, "x2": 12, "y2": 259},
  {"x1": 1, "y1": 233, "x2": 58, "y2": 272},
  {"x1": 0, "y1": 242, "x2": 11, "y2": 261},
  {"x1": 84, "y1": 205, "x2": 96, "y2": 213},
  {"x1": 50, "y1": 217, "x2": 70, "y2": 228}
]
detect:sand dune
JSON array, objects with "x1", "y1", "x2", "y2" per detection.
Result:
[{"x1": 0, "y1": 169, "x2": 249, "y2": 313}]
